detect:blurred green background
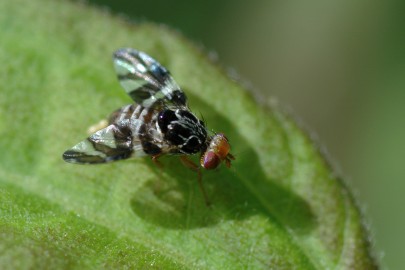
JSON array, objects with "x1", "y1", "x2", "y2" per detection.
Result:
[{"x1": 85, "y1": 0, "x2": 404, "y2": 268}]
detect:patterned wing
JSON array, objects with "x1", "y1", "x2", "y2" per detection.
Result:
[
  {"x1": 62, "y1": 123, "x2": 145, "y2": 164},
  {"x1": 113, "y1": 48, "x2": 187, "y2": 108}
]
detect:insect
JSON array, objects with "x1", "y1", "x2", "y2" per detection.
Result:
[{"x1": 63, "y1": 48, "x2": 234, "y2": 204}]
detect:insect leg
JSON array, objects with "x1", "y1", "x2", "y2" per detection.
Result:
[
  {"x1": 151, "y1": 153, "x2": 164, "y2": 169},
  {"x1": 180, "y1": 156, "x2": 210, "y2": 206}
]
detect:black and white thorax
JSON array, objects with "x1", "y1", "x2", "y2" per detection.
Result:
[{"x1": 108, "y1": 103, "x2": 208, "y2": 157}]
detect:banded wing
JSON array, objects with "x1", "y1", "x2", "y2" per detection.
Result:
[
  {"x1": 63, "y1": 122, "x2": 145, "y2": 164},
  {"x1": 113, "y1": 48, "x2": 187, "y2": 108}
]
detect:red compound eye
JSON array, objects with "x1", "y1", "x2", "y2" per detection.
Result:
[{"x1": 201, "y1": 151, "x2": 221, "y2": 170}]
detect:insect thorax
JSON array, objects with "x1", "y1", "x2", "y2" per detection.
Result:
[{"x1": 158, "y1": 109, "x2": 207, "y2": 155}]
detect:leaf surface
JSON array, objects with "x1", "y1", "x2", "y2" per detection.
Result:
[{"x1": 0, "y1": 0, "x2": 377, "y2": 269}]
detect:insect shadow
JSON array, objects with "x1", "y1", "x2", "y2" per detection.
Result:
[{"x1": 130, "y1": 92, "x2": 316, "y2": 233}]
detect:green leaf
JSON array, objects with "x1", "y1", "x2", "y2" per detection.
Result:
[{"x1": 0, "y1": 0, "x2": 378, "y2": 269}]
